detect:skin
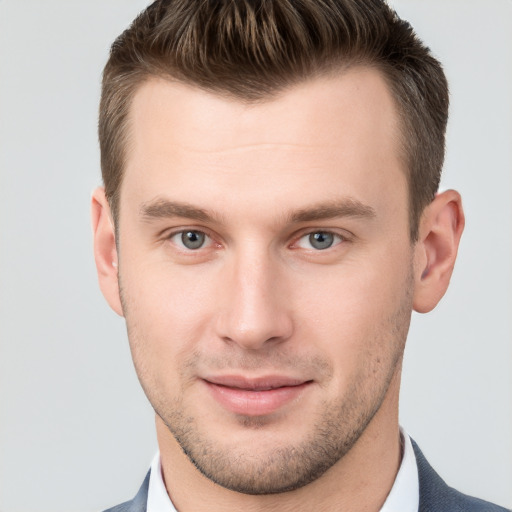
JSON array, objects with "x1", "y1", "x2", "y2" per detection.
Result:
[{"x1": 92, "y1": 67, "x2": 464, "y2": 511}]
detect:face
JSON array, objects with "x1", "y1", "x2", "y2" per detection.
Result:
[{"x1": 114, "y1": 68, "x2": 415, "y2": 494}]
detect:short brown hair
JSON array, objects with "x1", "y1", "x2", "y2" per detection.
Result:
[{"x1": 99, "y1": 0, "x2": 448, "y2": 240}]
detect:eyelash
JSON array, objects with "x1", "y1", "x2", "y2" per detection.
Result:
[
  {"x1": 167, "y1": 229, "x2": 217, "y2": 251},
  {"x1": 165, "y1": 228, "x2": 348, "y2": 253},
  {"x1": 292, "y1": 230, "x2": 347, "y2": 251}
]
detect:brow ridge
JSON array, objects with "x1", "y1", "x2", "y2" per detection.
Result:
[
  {"x1": 290, "y1": 199, "x2": 376, "y2": 223},
  {"x1": 139, "y1": 197, "x2": 376, "y2": 225},
  {"x1": 140, "y1": 199, "x2": 216, "y2": 223}
]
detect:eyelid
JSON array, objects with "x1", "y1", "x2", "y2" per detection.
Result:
[
  {"x1": 290, "y1": 228, "x2": 350, "y2": 250},
  {"x1": 159, "y1": 225, "x2": 351, "y2": 252},
  {"x1": 164, "y1": 226, "x2": 220, "y2": 251}
]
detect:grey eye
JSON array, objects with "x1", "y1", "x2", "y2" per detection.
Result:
[
  {"x1": 308, "y1": 232, "x2": 334, "y2": 250},
  {"x1": 181, "y1": 230, "x2": 206, "y2": 249}
]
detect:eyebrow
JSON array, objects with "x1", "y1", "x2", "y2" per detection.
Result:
[
  {"x1": 140, "y1": 199, "x2": 218, "y2": 223},
  {"x1": 289, "y1": 199, "x2": 376, "y2": 223},
  {"x1": 139, "y1": 197, "x2": 376, "y2": 225}
]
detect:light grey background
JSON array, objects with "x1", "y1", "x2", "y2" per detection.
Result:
[{"x1": 0, "y1": 1, "x2": 510, "y2": 511}]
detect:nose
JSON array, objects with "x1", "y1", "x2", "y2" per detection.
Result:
[{"x1": 215, "y1": 249, "x2": 294, "y2": 351}]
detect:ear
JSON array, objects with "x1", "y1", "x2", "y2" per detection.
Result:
[
  {"x1": 91, "y1": 187, "x2": 124, "y2": 317},
  {"x1": 413, "y1": 189, "x2": 465, "y2": 313}
]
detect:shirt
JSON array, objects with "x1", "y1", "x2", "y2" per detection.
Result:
[{"x1": 147, "y1": 430, "x2": 419, "y2": 512}]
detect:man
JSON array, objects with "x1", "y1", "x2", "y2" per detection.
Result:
[{"x1": 92, "y1": 1, "x2": 509, "y2": 511}]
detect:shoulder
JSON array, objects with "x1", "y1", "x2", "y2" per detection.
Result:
[
  {"x1": 102, "y1": 470, "x2": 150, "y2": 512},
  {"x1": 412, "y1": 439, "x2": 510, "y2": 512}
]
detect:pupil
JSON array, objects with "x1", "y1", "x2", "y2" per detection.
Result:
[
  {"x1": 182, "y1": 231, "x2": 204, "y2": 249},
  {"x1": 310, "y1": 232, "x2": 333, "y2": 250}
]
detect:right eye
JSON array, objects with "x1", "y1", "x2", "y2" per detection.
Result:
[{"x1": 169, "y1": 230, "x2": 211, "y2": 250}]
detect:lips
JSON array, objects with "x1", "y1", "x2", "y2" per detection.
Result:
[{"x1": 203, "y1": 375, "x2": 312, "y2": 416}]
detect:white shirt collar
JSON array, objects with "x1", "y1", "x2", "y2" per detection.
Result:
[
  {"x1": 147, "y1": 452, "x2": 177, "y2": 512},
  {"x1": 379, "y1": 430, "x2": 420, "y2": 512},
  {"x1": 147, "y1": 430, "x2": 419, "y2": 512}
]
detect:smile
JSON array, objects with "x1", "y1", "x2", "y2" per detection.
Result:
[{"x1": 202, "y1": 376, "x2": 313, "y2": 416}]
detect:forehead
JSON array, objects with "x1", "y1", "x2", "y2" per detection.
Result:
[
  {"x1": 127, "y1": 66, "x2": 401, "y2": 154},
  {"x1": 121, "y1": 67, "x2": 406, "y2": 227}
]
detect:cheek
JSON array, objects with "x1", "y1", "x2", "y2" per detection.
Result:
[
  {"x1": 118, "y1": 260, "x2": 219, "y2": 384},
  {"x1": 295, "y1": 256, "x2": 412, "y2": 380},
  {"x1": 121, "y1": 254, "x2": 217, "y2": 324}
]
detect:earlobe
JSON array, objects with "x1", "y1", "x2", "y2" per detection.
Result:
[
  {"x1": 91, "y1": 188, "x2": 124, "y2": 317},
  {"x1": 413, "y1": 190, "x2": 465, "y2": 313}
]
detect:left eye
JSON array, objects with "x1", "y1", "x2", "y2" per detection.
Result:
[
  {"x1": 170, "y1": 230, "x2": 210, "y2": 250},
  {"x1": 296, "y1": 231, "x2": 343, "y2": 250}
]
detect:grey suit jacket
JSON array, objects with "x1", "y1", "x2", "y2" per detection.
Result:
[{"x1": 103, "y1": 441, "x2": 510, "y2": 512}]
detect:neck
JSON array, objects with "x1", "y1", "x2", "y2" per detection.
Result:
[{"x1": 157, "y1": 372, "x2": 402, "y2": 512}]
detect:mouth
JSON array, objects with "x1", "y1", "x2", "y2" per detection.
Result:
[{"x1": 202, "y1": 375, "x2": 313, "y2": 416}]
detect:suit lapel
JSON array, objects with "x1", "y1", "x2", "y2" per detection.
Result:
[{"x1": 412, "y1": 439, "x2": 453, "y2": 511}]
